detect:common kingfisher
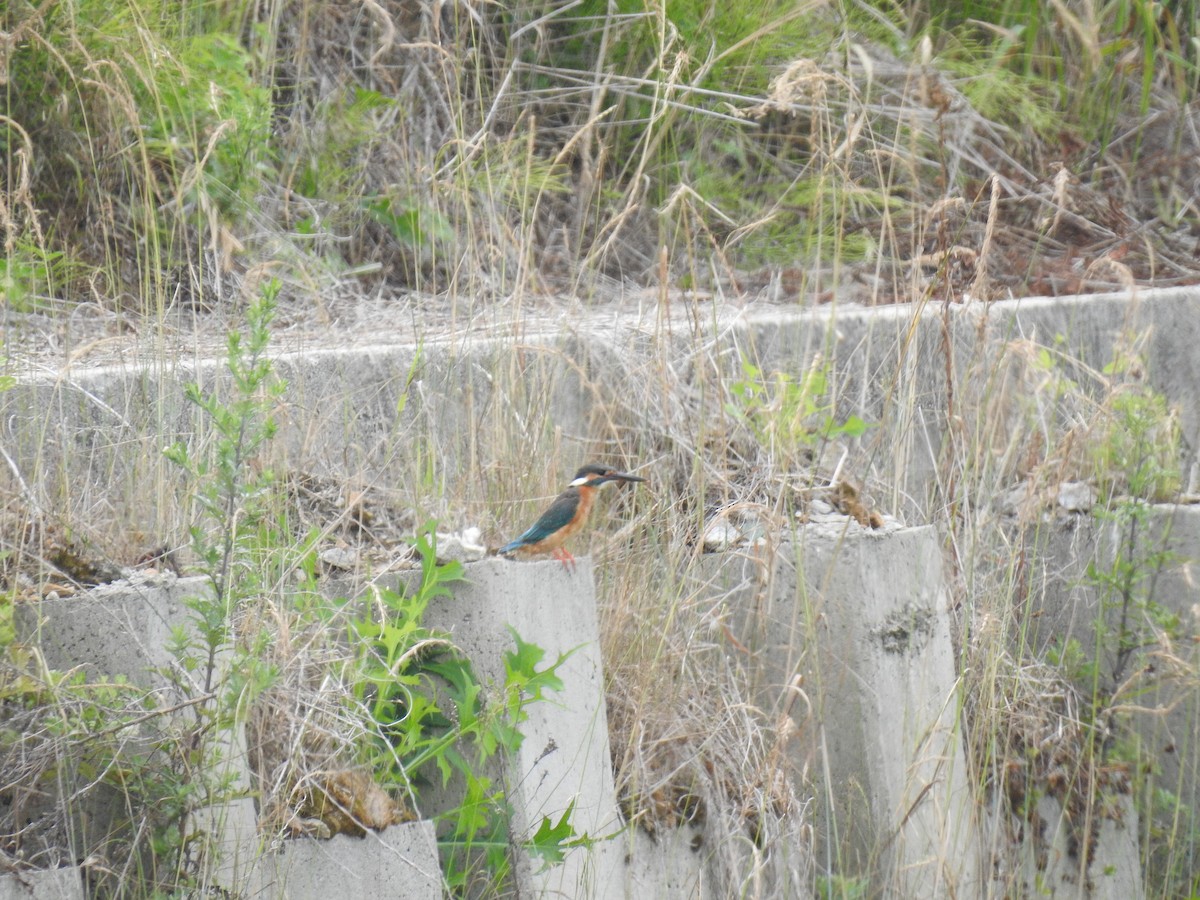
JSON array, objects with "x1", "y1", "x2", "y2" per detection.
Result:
[{"x1": 499, "y1": 464, "x2": 645, "y2": 570}]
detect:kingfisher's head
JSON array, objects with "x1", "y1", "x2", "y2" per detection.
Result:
[{"x1": 569, "y1": 464, "x2": 646, "y2": 490}]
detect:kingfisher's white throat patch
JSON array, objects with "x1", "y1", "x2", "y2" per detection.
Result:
[{"x1": 570, "y1": 474, "x2": 613, "y2": 487}]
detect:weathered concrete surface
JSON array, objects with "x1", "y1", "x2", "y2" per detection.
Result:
[
  {"x1": 735, "y1": 288, "x2": 1200, "y2": 510},
  {"x1": 1025, "y1": 503, "x2": 1200, "y2": 884},
  {"x1": 2, "y1": 287, "x2": 1196, "y2": 533},
  {"x1": 13, "y1": 575, "x2": 259, "y2": 893},
  {"x1": 12, "y1": 565, "x2": 730, "y2": 900},
  {"x1": 17, "y1": 574, "x2": 212, "y2": 690},
  {"x1": 697, "y1": 522, "x2": 982, "y2": 897},
  {"x1": 985, "y1": 796, "x2": 1144, "y2": 900},
  {"x1": 0, "y1": 868, "x2": 83, "y2": 900},
  {"x1": 15, "y1": 575, "x2": 254, "y2": 797},
  {"x1": 415, "y1": 557, "x2": 626, "y2": 899},
  {"x1": 13, "y1": 578, "x2": 448, "y2": 900},
  {"x1": 617, "y1": 826, "x2": 714, "y2": 899},
  {"x1": 192, "y1": 797, "x2": 264, "y2": 892},
  {"x1": 249, "y1": 821, "x2": 444, "y2": 900}
]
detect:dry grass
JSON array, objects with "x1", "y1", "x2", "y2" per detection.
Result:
[
  {"x1": 3, "y1": 0, "x2": 1200, "y2": 896},
  {"x1": 3, "y1": 266, "x2": 1196, "y2": 894}
]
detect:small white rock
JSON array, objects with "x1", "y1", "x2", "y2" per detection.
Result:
[
  {"x1": 701, "y1": 521, "x2": 740, "y2": 552},
  {"x1": 1057, "y1": 482, "x2": 1095, "y2": 513},
  {"x1": 319, "y1": 547, "x2": 358, "y2": 571},
  {"x1": 459, "y1": 527, "x2": 485, "y2": 553},
  {"x1": 809, "y1": 499, "x2": 835, "y2": 516},
  {"x1": 436, "y1": 529, "x2": 489, "y2": 563}
]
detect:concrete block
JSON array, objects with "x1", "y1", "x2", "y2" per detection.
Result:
[
  {"x1": 1027, "y1": 503, "x2": 1199, "y2": 879},
  {"x1": 249, "y1": 820, "x2": 443, "y2": 899},
  {"x1": 0, "y1": 868, "x2": 84, "y2": 900},
  {"x1": 699, "y1": 522, "x2": 981, "y2": 896},
  {"x1": 986, "y1": 795, "x2": 1144, "y2": 900},
  {"x1": 15, "y1": 576, "x2": 252, "y2": 798},
  {"x1": 419, "y1": 557, "x2": 627, "y2": 899},
  {"x1": 13, "y1": 576, "x2": 456, "y2": 900},
  {"x1": 16, "y1": 574, "x2": 213, "y2": 693},
  {"x1": 368, "y1": 556, "x2": 796, "y2": 898},
  {"x1": 192, "y1": 797, "x2": 263, "y2": 889},
  {"x1": 17, "y1": 574, "x2": 252, "y2": 790},
  {"x1": 614, "y1": 827, "x2": 715, "y2": 899},
  {"x1": 608, "y1": 823, "x2": 814, "y2": 899},
  {"x1": 13, "y1": 576, "x2": 260, "y2": 889},
  {"x1": 6, "y1": 287, "x2": 1199, "y2": 549}
]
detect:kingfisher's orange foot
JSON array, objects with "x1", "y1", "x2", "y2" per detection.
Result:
[{"x1": 552, "y1": 547, "x2": 577, "y2": 574}]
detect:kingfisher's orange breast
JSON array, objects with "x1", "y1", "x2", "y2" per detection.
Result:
[{"x1": 521, "y1": 486, "x2": 596, "y2": 555}]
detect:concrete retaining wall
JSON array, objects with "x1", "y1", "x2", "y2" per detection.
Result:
[
  {"x1": 6, "y1": 286, "x2": 1195, "y2": 896},
  {"x1": 11, "y1": 560, "x2": 732, "y2": 899},
  {"x1": 3, "y1": 288, "x2": 1197, "y2": 534},
  {"x1": 1024, "y1": 503, "x2": 1200, "y2": 886},
  {"x1": 11, "y1": 519, "x2": 1155, "y2": 898},
  {"x1": 697, "y1": 522, "x2": 982, "y2": 895},
  {"x1": 692, "y1": 517, "x2": 1152, "y2": 899},
  {"x1": 0, "y1": 868, "x2": 84, "y2": 900}
]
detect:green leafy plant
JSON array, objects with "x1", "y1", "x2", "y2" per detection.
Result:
[
  {"x1": 164, "y1": 279, "x2": 286, "y2": 692},
  {"x1": 1030, "y1": 344, "x2": 1194, "y2": 897},
  {"x1": 153, "y1": 279, "x2": 287, "y2": 887},
  {"x1": 149, "y1": 32, "x2": 272, "y2": 217},
  {"x1": 815, "y1": 872, "x2": 871, "y2": 900},
  {"x1": 727, "y1": 356, "x2": 870, "y2": 466},
  {"x1": 1144, "y1": 784, "x2": 1200, "y2": 896},
  {"x1": 3, "y1": 1, "x2": 275, "y2": 307},
  {"x1": 363, "y1": 197, "x2": 455, "y2": 254},
  {"x1": 1084, "y1": 500, "x2": 1180, "y2": 694},
  {"x1": 905, "y1": 0, "x2": 1200, "y2": 146},
  {"x1": 437, "y1": 633, "x2": 592, "y2": 890},
  {"x1": 540, "y1": 0, "x2": 858, "y2": 269},
  {"x1": 1022, "y1": 340, "x2": 1183, "y2": 698},
  {"x1": 346, "y1": 531, "x2": 589, "y2": 892},
  {"x1": 291, "y1": 87, "x2": 396, "y2": 205},
  {"x1": 1040, "y1": 344, "x2": 1184, "y2": 711},
  {"x1": 0, "y1": 243, "x2": 73, "y2": 313},
  {"x1": 1090, "y1": 387, "x2": 1181, "y2": 504},
  {"x1": 1048, "y1": 344, "x2": 1185, "y2": 714}
]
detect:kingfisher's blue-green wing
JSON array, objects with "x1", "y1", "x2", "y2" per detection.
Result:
[{"x1": 499, "y1": 491, "x2": 580, "y2": 553}]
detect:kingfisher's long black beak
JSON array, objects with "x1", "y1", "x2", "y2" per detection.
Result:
[{"x1": 600, "y1": 470, "x2": 645, "y2": 485}]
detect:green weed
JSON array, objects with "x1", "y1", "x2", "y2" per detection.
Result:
[
  {"x1": 151, "y1": 279, "x2": 287, "y2": 888},
  {"x1": 727, "y1": 355, "x2": 870, "y2": 470},
  {"x1": 345, "y1": 529, "x2": 589, "y2": 892}
]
